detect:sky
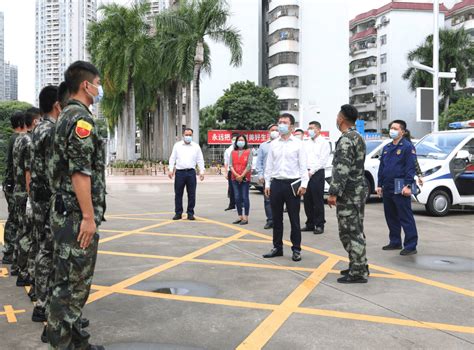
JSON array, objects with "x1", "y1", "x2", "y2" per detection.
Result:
[{"x1": 0, "y1": 0, "x2": 458, "y2": 105}]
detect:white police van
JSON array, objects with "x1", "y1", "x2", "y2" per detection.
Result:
[{"x1": 414, "y1": 121, "x2": 474, "y2": 216}]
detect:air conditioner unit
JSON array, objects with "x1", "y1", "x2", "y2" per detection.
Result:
[
  {"x1": 371, "y1": 80, "x2": 377, "y2": 85},
  {"x1": 381, "y1": 100, "x2": 386, "y2": 106},
  {"x1": 381, "y1": 16, "x2": 390, "y2": 24},
  {"x1": 367, "y1": 42, "x2": 375, "y2": 48},
  {"x1": 375, "y1": 101, "x2": 381, "y2": 107}
]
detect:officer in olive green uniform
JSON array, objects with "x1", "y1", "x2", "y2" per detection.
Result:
[
  {"x1": 328, "y1": 105, "x2": 369, "y2": 284},
  {"x1": 47, "y1": 61, "x2": 106, "y2": 350}
]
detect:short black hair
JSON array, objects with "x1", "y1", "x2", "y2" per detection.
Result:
[
  {"x1": 24, "y1": 107, "x2": 41, "y2": 128},
  {"x1": 339, "y1": 104, "x2": 359, "y2": 124},
  {"x1": 10, "y1": 111, "x2": 24, "y2": 129},
  {"x1": 234, "y1": 134, "x2": 248, "y2": 150},
  {"x1": 267, "y1": 124, "x2": 277, "y2": 130},
  {"x1": 278, "y1": 113, "x2": 295, "y2": 125},
  {"x1": 390, "y1": 119, "x2": 407, "y2": 131},
  {"x1": 57, "y1": 81, "x2": 69, "y2": 108},
  {"x1": 309, "y1": 121, "x2": 321, "y2": 129},
  {"x1": 39, "y1": 85, "x2": 58, "y2": 114},
  {"x1": 294, "y1": 128, "x2": 304, "y2": 134},
  {"x1": 64, "y1": 60, "x2": 100, "y2": 94},
  {"x1": 183, "y1": 127, "x2": 193, "y2": 134}
]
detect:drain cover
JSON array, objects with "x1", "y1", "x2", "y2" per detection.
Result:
[
  {"x1": 106, "y1": 343, "x2": 205, "y2": 350},
  {"x1": 399, "y1": 255, "x2": 474, "y2": 272},
  {"x1": 130, "y1": 281, "x2": 217, "y2": 298}
]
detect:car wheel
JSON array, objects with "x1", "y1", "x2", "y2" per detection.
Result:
[
  {"x1": 364, "y1": 176, "x2": 372, "y2": 203},
  {"x1": 425, "y1": 189, "x2": 451, "y2": 216}
]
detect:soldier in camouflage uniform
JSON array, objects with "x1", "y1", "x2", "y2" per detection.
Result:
[
  {"x1": 328, "y1": 104, "x2": 369, "y2": 284},
  {"x1": 12, "y1": 110, "x2": 41, "y2": 287},
  {"x1": 2, "y1": 112, "x2": 25, "y2": 267},
  {"x1": 47, "y1": 61, "x2": 106, "y2": 350}
]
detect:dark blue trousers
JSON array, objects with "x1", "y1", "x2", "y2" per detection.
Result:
[
  {"x1": 174, "y1": 169, "x2": 197, "y2": 216},
  {"x1": 383, "y1": 192, "x2": 418, "y2": 250},
  {"x1": 227, "y1": 171, "x2": 235, "y2": 208},
  {"x1": 303, "y1": 169, "x2": 326, "y2": 229},
  {"x1": 270, "y1": 179, "x2": 301, "y2": 252},
  {"x1": 232, "y1": 180, "x2": 250, "y2": 216}
]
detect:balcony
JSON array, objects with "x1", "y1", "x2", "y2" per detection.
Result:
[
  {"x1": 268, "y1": 0, "x2": 299, "y2": 12},
  {"x1": 269, "y1": 64, "x2": 299, "y2": 79},
  {"x1": 269, "y1": 16, "x2": 299, "y2": 35},
  {"x1": 350, "y1": 27, "x2": 377, "y2": 43},
  {"x1": 269, "y1": 40, "x2": 299, "y2": 57}
]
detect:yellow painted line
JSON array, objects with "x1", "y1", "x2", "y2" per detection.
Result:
[
  {"x1": 87, "y1": 230, "x2": 249, "y2": 304},
  {"x1": 1, "y1": 305, "x2": 26, "y2": 323},
  {"x1": 99, "y1": 229, "x2": 128, "y2": 233},
  {"x1": 235, "y1": 238, "x2": 272, "y2": 244},
  {"x1": 237, "y1": 257, "x2": 339, "y2": 349},
  {"x1": 135, "y1": 231, "x2": 222, "y2": 241},
  {"x1": 0, "y1": 223, "x2": 4, "y2": 245},
  {"x1": 98, "y1": 250, "x2": 176, "y2": 261},
  {"x1": 0, "y1": 268, "x2": 8, "y2": 278},
  {"x1": 296, "y1": 307, "x2": 474, "y2": 334},
  {"x1": 99, "y1": 220, "x2": 173, "y2": 244},
  {"x1": 106, "y1": 212, "x2": 174, "y2": 218},
  {"x1": 103, "y1": 216, "x2": 170, "y2": 222}
]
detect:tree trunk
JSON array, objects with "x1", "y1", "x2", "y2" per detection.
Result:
[
  {"x1": 185, "y1": 82, "x2": 192, "y2": 128},
  {"x1": 192, "y1": 65, "x2": 201, "y2": 144},
  {"x1": 126, "y1": 84, "x2": 136, "y2": 161},
  {"x1": 168, "y1": 84, "x2": 178, "y2": 150},
  {"x1": 154, "y1": 95, "x2": 163, "y2": 160},
  {"x1": 443, "y1": 95, "x2": 450, "y2": 113},
  {"x1": 177, "y1": 81, "x2": 183, "y2": 135}
]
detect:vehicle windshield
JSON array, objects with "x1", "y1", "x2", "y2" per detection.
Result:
[
  {"x1": 416, "y1": 132, "x2": 470, "y2": 160},
  {"x1": 366, "y1": 140, "x2": 384, "y2": 155}
]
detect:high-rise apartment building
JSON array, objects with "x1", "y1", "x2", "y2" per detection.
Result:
[
  {"x1": 4, "y1": 62, "x2": 18, "y2": 101},
  {"x1": 0, "y1": 12, "x2": 5, "y2": 101},
  {"x1": 349, "y1": 1, "x2": 447, "y2": 137},
  {"x1": 35, "y1": 0, "x2": 97, "y2": 101}
]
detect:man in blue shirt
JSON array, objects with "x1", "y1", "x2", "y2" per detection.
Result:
[
  {"x1": 256, "y1": 124, "x2": 279, "y2": 229},
  {"x1": 377, "y1": 120, "x2": 418, "y2": 256}
]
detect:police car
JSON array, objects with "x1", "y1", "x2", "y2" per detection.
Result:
[{"x1": 413, "y1": 121, "x2": 474, "y2": 216}]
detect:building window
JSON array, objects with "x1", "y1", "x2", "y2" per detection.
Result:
[
  {"x1": 381, "y1": 72, "x2": 387, "y2": 83},
  {"x1": 380, "y1": 34, "x2": 387, "y2": 45},
  {"x1": 380, "y1": 53, "x2": 387, "y2": 64},
  {"x1": 268, "y1": 28, "x2": 299, "y2": 46},
  {"x1": 279, "y1": 99, "x2": 299, "y2": 111},
  {"x1": 269, "y1": 75, "x2": 299, "y2": 89},
  {"x1": 382, "y1": 110, "x2": 387, "y2": 120},
  {"x1": 268, "y1": 52, "x2": 299, "y2": 69},
  {"x1": 268, "y1": 5, "x2": 299, "y2": 24}
]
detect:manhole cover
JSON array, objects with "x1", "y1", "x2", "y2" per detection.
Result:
[
  {"x1": 397, "y1": 255, "x2": 474, "y2": 272},
  {"x1": 106, "y1": 343, "x2": 205, "y2": 350},
  {"x1": 130, "y1": 281, "x2": 217, "y2": 298}
]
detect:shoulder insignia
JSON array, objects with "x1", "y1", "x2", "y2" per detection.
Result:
[
  {"x1": 396, "y1": 149, "x2": 401, "y2": 155},
  {"x1": 412, "y1": 149, "x2": 416, "y2": 154},
  {"x1": 75, "y1": 120, "x2": 93, "y2": 139}
]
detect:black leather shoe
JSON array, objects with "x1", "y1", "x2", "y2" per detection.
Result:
[
  {"x1": 232, "y1": 219, "x2": 242, "y2": 224},
  {"x1": 340, "y1": 265, "x2": 370, "y2": 276},
  {"x1": 292, "y1": 251, "x2": 302, "y2": 262},
  {"x1": 224, "y1": 207, "x2": 235, "y2": 211},
  {"x1": 10, "y1": 269, "x2": 19, "y2": 276},
  {"x1": 41, "y1": 326, "x2": 48, "y2": 343},
  {"x1": 400, "y1": 249, "x2": 417, "y2": 256},
  {"x1": 87, "y1": 345, "x2": 105, "y2": 350},
  {"x1": 263, "y1": 248, "x2": 283, "y2": 258},
  {"x1": 81, "y1": 318, "x2": 90, "y2": 329},
  {"x1": 187, "y1": 215, "x2": 195, "y2": 221},
  {"x1": 264, "y1": 222, "x2": 273, "y2": 230},
  {"x1": 301, "y1": 226, "x2": 314, "y2": 232},
  {"x1": 28, "y1": 289, "x2": 37, "y2": 302},
  {"x1": 240, "y1": 220, "x2": 248, "y2": 225},
  {"x1": 16, "y1": 276, "x2": 31, "y2": 287},
  {"x1": 337, "y1": 275, "x2": 368, "y2": 284},
  {"x1": 313, "y1": 227, "x2": 324, "y2": 235},
  {"x1": 2, "y1": 255, "x2": 13, "y2": 264},
  {"x1": 382, "y1": 244, "x2": 402, "y2": 250},
  {"x1": 32, "y1": 307, "x2": 46, "y2": 323},
  {"x1": 172, "y1": 214, "x2": 182, "y2": 220}
]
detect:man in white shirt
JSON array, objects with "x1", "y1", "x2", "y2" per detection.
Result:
[
  {"x1": 168, "y1": 128, "x2": 205, "y2": 220},
  {"x1": 223, "y1": 134, "x2": 238, "y2": 211},
  {"x1": 303, "y1": 121, "x2": 331, "y2": 234},
  {"x1": 263, "y1": 113, "x2": 309, "y2": 262}
]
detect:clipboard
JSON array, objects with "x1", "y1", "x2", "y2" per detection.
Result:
[
  {"x1": 291, "y1": 179, "x2": 301, "y2": 197},
  {"x1": 394, "y1": 178, "x2": 418, "y2": 195}
]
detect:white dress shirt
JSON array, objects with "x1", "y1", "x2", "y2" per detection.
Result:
[
  {"x1": 264, "y1": 135, "x2": 309, "y2": 189},
  {"x1": 223, "y1": 144, "x2": 233, "y2": 166},
  {"x1": 168, "y1": 141, "x2": 205, "y2": 175},
  {"x1": 305, "y1": 135, "x2": 331, "y2": 175}
]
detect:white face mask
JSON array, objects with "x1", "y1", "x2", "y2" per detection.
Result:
[{"x1": 270, "y1": 130, "x2": 279, "y2": 140}]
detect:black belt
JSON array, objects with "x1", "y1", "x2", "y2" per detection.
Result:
[
  {"x1": 176, "y1": 168, "x2": 195, "y2": 172},
  {"x1": 272, "y1": 178, "x2": 299, "y2": 183}
]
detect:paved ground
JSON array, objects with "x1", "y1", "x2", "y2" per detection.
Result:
[{"x1": 0, "y1": 175, "x2": 473, "y2": 349}]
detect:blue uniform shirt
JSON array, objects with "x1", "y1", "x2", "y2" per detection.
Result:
[
  {"x1": 377, "y1": 139, "x2": 417, "y2": 192},
  {"x1": 256, "y1": 140, "x2": 272, "y2": 178}
]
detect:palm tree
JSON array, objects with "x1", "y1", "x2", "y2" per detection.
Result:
[
  {"x1": 403, "y1": 28, "x2": 474, "y2": 112},
  {"x1": 155, "y1": 0, "x2": 243, "y2": 143},
  {"x1": 87, "y1": 3, "x2": 151, "y2": 161}
]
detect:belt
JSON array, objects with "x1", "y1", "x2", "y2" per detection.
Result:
[
  {"x1": 272, "y1": 178, "x2": 299, "y2": 183},
  {"x1": 176, "y1": 168, "x2": 195, "y2": 172}
]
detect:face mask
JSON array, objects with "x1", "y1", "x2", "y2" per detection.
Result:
[
  {"x1": 87, "y1": 83, "x2": 104, "y2": 104},
  {"x1": 389, "y1": 129, "x2": 399, "y2": 139},
  {"x1": 308, "y1": 129, "x2": 316, "y2": 138},
  {"x1": 236, "y1": 141, "x2": 245, "y2": 148},
  {"x1": 270, "y1": 130, "x2": 279, "y2": 140},
  {"x1": 278, "y1": 123, "x2": 289, "y2": 135},
  {"x1": 184, "y1": 135, "x2": 192, "y2": 143}
]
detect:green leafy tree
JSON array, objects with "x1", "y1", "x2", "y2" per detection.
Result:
[
  {"x1": 214, "y1": 81, "x2": 280, "y2": 130},
  {"x1": 403, "y1": 28, "x2": 474, "y2": 112},
  {"x1": 440, "y1": 97, "x2": 474, "y2": 130},
  {"x1": 199, "y1": 105, "x2": 219, "y2": 144}
]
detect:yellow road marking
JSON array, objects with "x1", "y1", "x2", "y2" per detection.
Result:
[
  {"x1": 87, "y1": 230, "x2": 249, "y2": 304},
  {"x1": 237, "y1": 257, "x2": 339, "y2": 349},
  {"x1": 103, "y1": 216, "x2": 170, "y2": 222},
  {"x1": 99, "y1": 220, "x2": 174, "y2": 244},
  {"x1": 0, "y1": 305, "x2": 25, "y2": 323},
  {"x1": 98, "y1": 250, "x2": 176, "y2": 261},
  {"x1": 135, "y1": 231, "x2": 222, "y2": 241},
  {"x1": 0, "y1": 268, "x2": 8, "y2": 278},
  {"x1": 0, "y1": 223, "x2": 4, "y2": 245},
  {"x1": 106, "y1": 212, "x2": 174, "y2": 218}
]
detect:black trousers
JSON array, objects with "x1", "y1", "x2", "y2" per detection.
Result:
[
  {"x1": 175, "y1": 169, "x2": 197, "y2": 216},
  {"x1": 270, "y1": 179, "x2": 301, "y2": 252},
  {"x1": 227, "y1": 170, "x2": 235, "y2": 208},
  {"x1": 303, "y1": 169, "x2": 326, "y2": 229}
]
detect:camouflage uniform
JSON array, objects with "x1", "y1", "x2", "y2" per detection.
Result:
[
  {"x1": 2, "y1": 133, "x2": 20, "y2": 262},
  {"x1": 329, "y1": 127, "x2": 368, "y2": 277},
  {"x1": 12, "y1": 132, "x2": 33, "y2": 281},
  {"x1": 30, "y1": 115, "x2": 56, "y2": 310},
  {"x1": 47, "y1": 100, "x2": 106, "y2": 349}
]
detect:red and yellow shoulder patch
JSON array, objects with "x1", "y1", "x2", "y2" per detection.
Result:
[{"x1": 75, "y1": 120, "x2": 93, "y2": 139}]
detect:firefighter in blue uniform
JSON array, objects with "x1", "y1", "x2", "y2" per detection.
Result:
[{"x1": 377, "y1": 120, "x2": 418, "y2": 256}]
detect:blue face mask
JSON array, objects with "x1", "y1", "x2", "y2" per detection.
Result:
[
  {"x1": 278, "y1": 123, "x2": 289, "y2": 135},
  {"x1": 236, "y1": 141, "x2": 245, "y2": 148},
  {"x1": 308, "y1": 129, "x2": 316, "y2": 138},
  {"x1": 88, "y1": 83, "x2": 104, "y2": 104},
  {"x1": 184, "y1": 135, "x2": 193, "y2": 143},
  {"x1": 389, "y1": 129, "x2": 399, "y2": 139}
]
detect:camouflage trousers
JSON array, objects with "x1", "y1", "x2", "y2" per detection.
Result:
[
  {"x1": 336, "y1": 202, "x2": 368, "y2": 277},
  {"x1": 13, "y1": 192, "x2": 32, "y2": 280},
  {"x1": 47, "y1": 211, "x2": 99, "y2": 350},
  {"x1": 33, "y1": 200, "x2": 53, "y2": 309},
  {"x1": 2, "y1": 189, "x2": 17, "y2": 258}
]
